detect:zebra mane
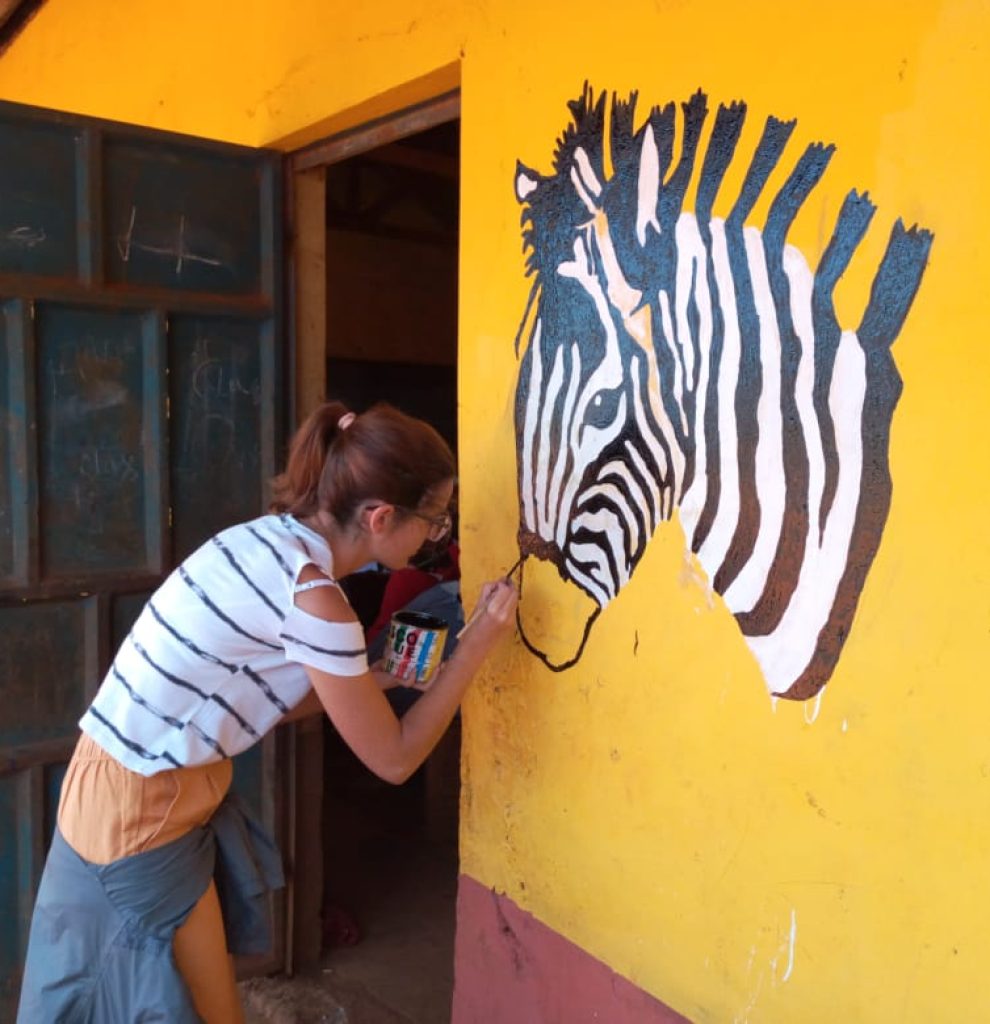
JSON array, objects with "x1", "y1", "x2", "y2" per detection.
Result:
[
  {"x1": 553, "y1": 83, "x2": 607, "y2": 182},
  {"x1": 516, "y1": 86, "x2": 827, "y2": 301}
]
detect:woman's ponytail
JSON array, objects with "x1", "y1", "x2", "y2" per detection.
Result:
[
  {"x1": 269, "y1": 401, "x2": 351, "y2": 515},
  {"x1": 271, "y1": 399, "x2": 455, "y2": 527}
]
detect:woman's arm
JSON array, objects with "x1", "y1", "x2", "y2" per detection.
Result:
[
  {"x1": 281, "y1": 688, "x2": 324, "y2": 722},
  {"x1": 281, "y1": 664, "x2": 400, "y2": 724},
  {"x1": 294, "y1": 574, "x2": 516, "y2": 784}
]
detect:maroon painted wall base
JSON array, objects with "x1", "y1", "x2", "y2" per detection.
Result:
[{"x1": 452, "y1": 874, "x2": 692, "y2": 1023}]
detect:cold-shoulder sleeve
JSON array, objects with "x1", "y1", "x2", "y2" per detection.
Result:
[{"x1": 279, "y1": 605, "x2": 369, "y2": 676}]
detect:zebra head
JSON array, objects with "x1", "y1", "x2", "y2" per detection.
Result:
[
  {"x1": 511, "y1": 85, "x2": 932, "y2": 694},
  {"x1": 513, "y1": 88, "x2": 699, "y2": 666},
  {"x1": 513, "y1": 157, "x2": 672, "y2": 605}
]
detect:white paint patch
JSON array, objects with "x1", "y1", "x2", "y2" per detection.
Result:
[
  {"x1": 677, "y1": 250, "x2": 713, "y2": 543},
  {"x1": 747, "y1": 329, "x2": 866, "y2": 691},
  {"x1": 535, "y1": 345, "x2": 565, "y2": 538},
  {"x1": 657, "y1": 289, "x2": 677, "y2": 366},
  {"x1": 635, "y1": 124, "x2": 661, "y2": 246},
  {"x1": 733, "y1": 968, "x2": 764, "y2": 1024},
  {"x1": 520, "y1": 321, "x2": 543, "y2": 532},
  {"x1": 842, "y1": 718, "x2": 849, "y2": 733},
  {"x1": 569, "y1": 147, "x2": 604, "y2": 217},
  {"x1": 592, "y1": 214, "x2": 645, "y2": 320},
  {"x1": 573, "y1": 146, "x2": 603, "y2": 198},
  {"x1": 675, "y1": 219, "x2": 716, "y2": 521},
  {"x1": 657, "y1": 289, "x2": 686, "y2": 430},
  {"x1": 722, "y1": 226, "x2": 786, "y2": 613},
  {"x1": 547, "y1": 344, "x2": 582, "y2": 538},
  {"x1": 570, "y1": 166, "x2": 597, "y2": 214},
  {"x1": 779, "y1": 909, "x2": 797, "y2": 983},
  {"x1": 515, "y1": 170, "x2": 538, "y2": 200},
  {"x1": 694, "y1": 219, "x2": 742, "y2": 577},
  {"x1": 735, "y1": 909, "x2": 796, "y2": 1022},
  {"x1": 803, "y1": 686, "x2": 825, "y2": 725},
  {"x1": 673, "y1": 214, "x2": 708, "y2": 417}
]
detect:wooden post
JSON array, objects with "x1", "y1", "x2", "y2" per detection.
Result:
[{"x1": 292, "y1": 166, "x2": 327, "y2": 423}]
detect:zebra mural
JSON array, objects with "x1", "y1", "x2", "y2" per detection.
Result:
[{"x1": 512, "y1": 85, "x2": 932, "y2": 700}]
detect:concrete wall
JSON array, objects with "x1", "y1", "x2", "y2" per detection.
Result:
[{"x1": 2, "y1": 2, "x2": 988, "y2": 1020}]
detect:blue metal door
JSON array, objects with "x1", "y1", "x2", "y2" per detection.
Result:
[{"x1": 0, "y1": 99, "x2": 286, "y2": 1015}]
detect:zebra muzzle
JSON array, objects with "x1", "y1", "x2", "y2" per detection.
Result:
[{"x1": 514, "y1": 548, "x2": 601, "y2": 672}]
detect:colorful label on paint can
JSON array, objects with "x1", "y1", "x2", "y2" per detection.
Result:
[{"x1": 382, "y1": 611, "x2": 448, "y2": 684}]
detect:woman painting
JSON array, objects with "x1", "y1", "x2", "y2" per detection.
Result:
[{"x1": 17, "y1": 400, "x2": 517, "y2": 1022}]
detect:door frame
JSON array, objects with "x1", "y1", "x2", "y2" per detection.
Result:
[
  {"x1": 286, "y1": 88, "x2": 460, "y2": 425},
  {"x1": 281, "y1": 86, "x2": 461, "y2": 971}
]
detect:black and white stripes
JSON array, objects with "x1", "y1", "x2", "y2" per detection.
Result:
[
  {"x1": 80, "y1": 514, "x2": 368, "y2": 774},
  {"x1": 512, "y1": 86, "x2": 932, "y2": 698}
]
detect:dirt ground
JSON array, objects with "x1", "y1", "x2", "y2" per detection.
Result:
[{"x1": 242, "y1": 720, "x2": 461, "y2": 1024}]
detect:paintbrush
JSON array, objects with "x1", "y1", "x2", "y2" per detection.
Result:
[{"x1": 456, "y1": 555, "x2": 523, "y2": 639}]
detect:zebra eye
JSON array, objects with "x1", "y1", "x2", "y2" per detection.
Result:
[{"x1": 586, "y1": 387, "x2": 623, "y2": 429}]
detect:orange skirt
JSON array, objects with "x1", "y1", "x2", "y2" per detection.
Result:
[{"x1": 58, "y1": 733, "x2": 244, "y2": 1023}]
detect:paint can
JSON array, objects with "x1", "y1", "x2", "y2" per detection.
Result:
[{"x1": 382, "y1": 610, "x2": 448, "y2": 685}]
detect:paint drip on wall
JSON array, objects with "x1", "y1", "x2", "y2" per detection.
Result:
[{"x1": 511, "y1": 85, "x2": 932, "y2": 699}]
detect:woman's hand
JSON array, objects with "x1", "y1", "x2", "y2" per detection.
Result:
[
  {"x1": 458, "y1": 578, "x2": 519, "y2": 650},
  {"x1": 299, "y1": 571, "x2": 518, "y2": 785},
  {"x1": 386, "y1": 580, "x2": 519, "y2": 694}
]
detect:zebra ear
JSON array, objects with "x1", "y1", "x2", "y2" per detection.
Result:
[
  {"x1": 636, "y1": 124, "x2": 661, "y2": 246},
  {"x1": 515, "y1": 162, "x2": 540, "y2": 204}
]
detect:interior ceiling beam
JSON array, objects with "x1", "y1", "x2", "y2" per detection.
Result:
[
  {"x1": 291, "y1": 90, "x2": 459, "y2": 173},
  {"x1": 361, "y1": 144, "x2": 458, "y2": 180},
  {"x1": 327, "y1": 220, "x2": 457, "y2": 247},
  {"x1": 327, "y1": 160, "x2": 458, "y2": 235}
]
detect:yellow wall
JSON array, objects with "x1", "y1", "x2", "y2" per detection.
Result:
[{"x1": 3, "y1": 1, "x2": 988, "y2": 1020}]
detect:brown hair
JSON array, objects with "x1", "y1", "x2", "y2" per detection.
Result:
[{"x1": 269, "y1": 400, "x2": 456, "y2": 526}]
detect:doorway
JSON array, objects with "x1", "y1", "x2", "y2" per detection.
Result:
[{"x1": 287, "y1": 102, "x2": 461, "y2": 1024}]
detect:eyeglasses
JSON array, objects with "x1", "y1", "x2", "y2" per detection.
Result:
[
  {"x1": 366, "y1": 503, "x2": 452, "y2": 542},
  {"x1": 398, "y1": 507, "x2": 452, "y2": 542}
]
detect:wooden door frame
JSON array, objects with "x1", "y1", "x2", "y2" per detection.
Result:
[
  {"x1": 281, "y1": 87, "x2": 460, "y2": 971},
  {"x1": 285, "y1": 87, "x2": 460, "y2": 426}
]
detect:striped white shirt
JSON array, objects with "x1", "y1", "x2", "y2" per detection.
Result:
[{"x1": 80, "y1": 514, "x2": 368, "y2": 775}]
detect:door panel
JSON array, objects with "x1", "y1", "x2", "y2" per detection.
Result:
[
  {"x1": 0, "y1": 299, "x2": 31, "y2": 588},
  {"x1": 111, "y1": 588, "x2": 156, "y2": 653},
  {"x1": 0, "y1": 99, "x2": 287, "y2": 1017},
  {"x1": 0, "y1": 118, "x2": 79, "y2": 278},
  {"x1": 0, "y1": 598, "x2": 97, "y2": 746},
  {"x1": 169, "y1": 314, "x2": 273, "y2": 562},
  {"x1": 0, "y1": 303, "x2": 14, "y2": 580},
  {"x1": 36, "y1": 304, "x2": 163, "y2": 578},
  {"x1": 103, "y1": 140, "x2": 266, "y2": 295}
]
